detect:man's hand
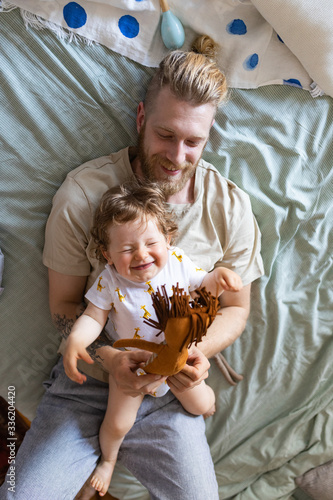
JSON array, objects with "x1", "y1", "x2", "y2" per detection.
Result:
[
  {"x1": 167, "y1": 345, "x2": 210, "y2": 393},
  {"x1": 104, "y1": 348, "x2": 167, "y2": 397}
]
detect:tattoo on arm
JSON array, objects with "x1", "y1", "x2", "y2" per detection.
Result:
[
  {"x1": 52, "y1": 312, "x2": 113, "y2": 364},
  {"x1": 86, "y1": 329, "x2": 113, "y2": 363},
  {"x1": 52, "y1": 314, "x2": 75, "y2": 341}
]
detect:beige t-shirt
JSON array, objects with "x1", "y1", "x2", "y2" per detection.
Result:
[{"x1": 43, "y1": 147, "x2": 264, "y2": 381}]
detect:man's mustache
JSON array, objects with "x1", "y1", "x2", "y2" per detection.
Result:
[{"x1": 151, "y1": 154, "x2": 193, "y2": 171}]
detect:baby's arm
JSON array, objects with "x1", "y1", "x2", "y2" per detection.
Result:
[
  {"x1": 63, "y1": 302, "x2": 110, "y2": 384},
  {"x1": 201, "y1": 267, "x2": 243, "y2": 298}
]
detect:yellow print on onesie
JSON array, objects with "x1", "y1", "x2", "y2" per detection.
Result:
[
  {"x1": 171, "y1": 250, "x2": 183, "y2": 262},
  {"x1": 97, "y1": 276, "x2": 105, "y2": 292},
  {"x1": 115, "y1": 287, "x2": 126, "y2": 302},
  {"x1": 140, "y1": 305, "x2": 151, "y2": 319},
  {"x1": 145, "y1": 281, "x2": 154, "y2": 295},
  {"x1": 133, "y1": 327, "x2": 143, "y2": 339}
]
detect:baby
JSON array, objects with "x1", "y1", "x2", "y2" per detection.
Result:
[{"x1": 63, "y1": 181, "x2": 243, "y2": 497}]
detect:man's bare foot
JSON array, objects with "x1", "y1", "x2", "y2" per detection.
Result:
[
  {"x1": 204, "y1": 403, "x2": 216, "y2": 419},
  {"x1": 90, "y1": 459, "x2": 114, "y2": 496}
]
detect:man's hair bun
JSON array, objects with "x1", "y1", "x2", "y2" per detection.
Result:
[{"x1": 192, "y1": 35, "x2": 219, "y2": 63}]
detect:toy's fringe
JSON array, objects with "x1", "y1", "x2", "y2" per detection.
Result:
[
  {"x1": 145, "y1": 284, "x2": 243, "y2": 385},
  {"x1": 144, "y1": 284, "x2": 219, "y2": 351}
]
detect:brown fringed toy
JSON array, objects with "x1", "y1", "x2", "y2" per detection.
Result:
[{"x1": 114, "y1": 284, "x2": 243, "y2": 385}]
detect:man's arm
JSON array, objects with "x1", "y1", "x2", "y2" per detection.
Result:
[
  {"x1": 48, "y1": 269, "x2": 88, "y2": 337},
  {"x1": 200, "y1": 283, "x2": 251, "y2": 357},
  {"x1": 167, "y1": 284, "x2": 251, "y2": 392},
  {"x1": 48, "y1": 269, "x2": 166, "y2": 395}
]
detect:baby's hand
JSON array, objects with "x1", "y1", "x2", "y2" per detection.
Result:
[
  {"x1": 217, "y1": 268, "x2": 243, "y2": 292},
  {"x1": 63, "y1": 337, "x2": 94, "y2": 384}
]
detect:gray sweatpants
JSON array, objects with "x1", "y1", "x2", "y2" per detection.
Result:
[{"x1": 0, "y1": 357, "x2": 219, "y2": 500}]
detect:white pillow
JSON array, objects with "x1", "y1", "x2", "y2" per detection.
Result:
[{"x1": 251, "y1": 0, "x2": 333, "y2": 97}]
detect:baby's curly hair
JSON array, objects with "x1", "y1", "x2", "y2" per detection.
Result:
[{"x1": 91, "y1": 180, "x2": 178, "y2": 262}]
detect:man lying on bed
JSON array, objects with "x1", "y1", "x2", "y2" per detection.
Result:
[{"x1": 1, "y1": 34, "x2": 263, "y2": 499}]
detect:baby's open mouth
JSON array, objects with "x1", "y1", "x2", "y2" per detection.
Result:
[{"x1": 132, "y1": 262, "x2": 154, "y2": 271}]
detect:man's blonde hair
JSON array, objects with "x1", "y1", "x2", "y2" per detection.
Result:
[{"x1": 145, "y1": 35, "x2": 227, "y2": 114}]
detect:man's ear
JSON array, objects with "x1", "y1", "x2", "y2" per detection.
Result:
[
  {"x1": 211, "y1": 118, "x2": 215, "y2": 128},
  {"x1": 137, "y1": 102, "x2": 145, "y2": 133}
]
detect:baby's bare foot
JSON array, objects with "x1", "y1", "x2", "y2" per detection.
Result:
[
  {"x1": 204, "y1": 403, "x2": 216, "y2": 419},
  {"x1": 90, "y1": 459, "x2": 114, "y2": 496}
]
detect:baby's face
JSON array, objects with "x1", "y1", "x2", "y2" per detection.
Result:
[{"x1": 103, "y1": 217, "x2": 170, "y2": 283}]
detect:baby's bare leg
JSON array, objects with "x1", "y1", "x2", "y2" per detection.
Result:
[
  {"x1": 171, "y1": 381, "x2": 216, "y2": 418},
  {"x1": 91, "y1": 375, "x2": 143, "y2": 496}
]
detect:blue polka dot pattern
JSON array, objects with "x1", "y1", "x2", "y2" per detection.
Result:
[
  {"x1": 283, "y1": 79, "x2": 302, "y2": 88},
  {"x1": 244, "y1": 53, "x2": 259, "y2": 71},
  {"x1": 63, "y1": 2, "x2": 87, "y2": 29},
  {"x1": 54, "y1": 3, "x2": 307, "y2": 92},
  {"x1": 118, "y1": 15, "x2": 140, "y2": 39},
  {"x1": 227, "y1": 19, "x2": 247, "y2": 35}
]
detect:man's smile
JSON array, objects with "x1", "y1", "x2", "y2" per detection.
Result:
[{"x1": 161, "y1": 164, "x2": 181, "y2": 175}]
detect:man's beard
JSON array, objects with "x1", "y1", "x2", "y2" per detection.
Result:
[{"x1": 137, "y1": 126, "x2": 199, "y2": 197}]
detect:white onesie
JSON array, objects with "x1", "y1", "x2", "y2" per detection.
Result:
[{"x1": 85, "y1": 247, "x2": 207, "y2": 396}]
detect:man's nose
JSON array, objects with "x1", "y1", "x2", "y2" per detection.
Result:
[{"x1": 166, "y1": 141, "x2": 186, "y2": 166}]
